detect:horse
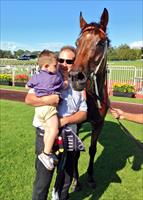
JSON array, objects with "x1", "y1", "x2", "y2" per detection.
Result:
[{"x1": 70, "y1": 8, "x2": 110, "y2": 188}]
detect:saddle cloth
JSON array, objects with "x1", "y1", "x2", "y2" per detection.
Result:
[{"x1": 61, "y1": 126, "x2": 85, "y2": 152}]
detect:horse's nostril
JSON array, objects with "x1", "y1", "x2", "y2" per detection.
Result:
[{"x1": 78, "y1": 72, "x2": 85, "y2": 80}]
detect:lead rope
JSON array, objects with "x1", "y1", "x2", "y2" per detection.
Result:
[
  {"x1": 110, "y1": 106, "x2": 143, "y2": 152},
  {"x1": 117, "y1": 119, "x2": 143, "y2": 151}
]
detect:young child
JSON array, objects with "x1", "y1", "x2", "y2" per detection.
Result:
[{"x1": 27, "y1": 50, "x2": 67, "y2": 170}]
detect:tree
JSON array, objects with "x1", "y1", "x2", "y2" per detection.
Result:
[
  {"x1": 0, "y1": 49, "x2": 13, "y2": 58},
  {"x1": 107, "y1": 44, "x2": 142, "y2": 60},
  {"x1": 14, "y1": 49, "x2": 25, "y2": 58}
]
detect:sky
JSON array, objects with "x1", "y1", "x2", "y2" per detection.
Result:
[{"x1": 1, "y1": 0, "x2": 143, "y2": 52}]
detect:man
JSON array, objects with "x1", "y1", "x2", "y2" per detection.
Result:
[{"x1": 25, "y1": 46, "x2": 87, "y2": 200}]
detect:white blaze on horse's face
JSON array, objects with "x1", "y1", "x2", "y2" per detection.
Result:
[{"x1": 86, "y1": 33, "x2": 91, "y2": 38}]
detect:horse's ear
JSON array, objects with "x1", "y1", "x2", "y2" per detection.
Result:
[
  {"x1": 100, "y1": 8, "x2": 109, "y2": 32},
  {"x1": 80, "y1": 12, "x2": 87, "y2": 29}
]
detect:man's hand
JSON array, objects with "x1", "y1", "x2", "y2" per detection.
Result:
[
  {"x1": 58, "y1": 111, "x2": 87, "y2": 128},
  {"x1": 59, "y1": 117, "x2": 69, "y2": 127},
  {"x1": 110, "y1": 108, "x2": 125, "y2": 120}
]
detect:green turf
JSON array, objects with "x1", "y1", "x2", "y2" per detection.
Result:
[
  {"x1": 109, "y1": 96, "x2": 143, "y2": 104},
  {"x1": 0, "y1": 100, "x2": 143, "y2": 200},
  {"x1": 108, "y1": 60, "x2": 143, "y2": 68},
  {"x1": 0, "y1": 84, "x2": 28, "y2": 91}
]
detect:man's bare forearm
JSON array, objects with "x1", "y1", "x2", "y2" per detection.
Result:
[
  {"x1": 25, "y1": 93, "x2": 59, "y2": 107},
  {"x1": 124, "y1": 113, "x2": 143, "y2": 124},
  {"x1": 25, "y1": 93, "x2": 46, "y2": 106},
  {"x1": 110, "y1": 108, "x2": 143, "y2": 124},
  {"x1": 66, "y1": 111, "x2": 87, "y2": 124},
  {"x1": 59, "y1": 111, "x2": 87, "y2": 127}
]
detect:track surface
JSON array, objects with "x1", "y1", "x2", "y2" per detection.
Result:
[{"x1": 0, "y1": 89, "x2": 143, "y2": 114}]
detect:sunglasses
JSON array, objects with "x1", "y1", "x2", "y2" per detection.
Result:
[{"x1": 58, "y1": 58, "x2": 74, "y2": 65}]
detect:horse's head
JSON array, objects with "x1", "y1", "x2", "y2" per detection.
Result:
[{"x1": 70, "y1": 8, "x2": 109, "y2": 91}]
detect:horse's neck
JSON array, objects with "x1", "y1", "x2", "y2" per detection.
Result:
[
  {"x1": 86, "y1": 72, "x2": 106, "y2": 98},
  {"x1": 86, "y1": 71, "x2": 109, "y2": 119},
  {"x1": 97, "y1": 72, "x2": 107, "y2": 98}
]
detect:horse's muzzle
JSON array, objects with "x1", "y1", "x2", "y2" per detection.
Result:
[{"x1": 69, "y1": 71, "x2": 87, "y2": 91}]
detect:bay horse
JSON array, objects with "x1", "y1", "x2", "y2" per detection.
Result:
[{"x1": 70, "y1": 8, "x2": 110, "y2": 187}]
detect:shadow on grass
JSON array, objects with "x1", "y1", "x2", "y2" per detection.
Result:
[{"x1": 69, "y1": 120, "x2": 143, "y2": 200}]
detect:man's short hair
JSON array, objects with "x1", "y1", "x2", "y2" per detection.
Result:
[
  {"x1": 38, "y1": 50, "x2": 57, "y2": 68},
  {"x1": 60, "y1": 46, "x2": 76, "y2": 55}
]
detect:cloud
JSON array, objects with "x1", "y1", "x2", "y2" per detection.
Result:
[
  {"x1": 1, "y1": 41, "x2": 65, "y2": 52},
  {"x1": 1, "y1": 41, "x2": 18, "y2": 51},
  {"x1": 129, "y1": 41, "x2": 143, "y2": 49},
  {"x1": 38, "y1": 42, "x2": 65, "y2": 51},
  {"x1": 1, "y1": 41, "x2": 35, "y2": 51}
]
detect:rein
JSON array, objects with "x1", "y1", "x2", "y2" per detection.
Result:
[{"x1": 117, "y1": 119, "x2": 143, "y2": 151}]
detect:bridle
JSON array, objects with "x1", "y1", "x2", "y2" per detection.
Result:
[
  {"x1": 78, "y1": 25, "x2": 108, "y2": 108},
  {"x1": 90, "y1": 39, "x2": 108, "y2": 108}
]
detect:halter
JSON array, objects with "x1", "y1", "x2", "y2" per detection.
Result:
[{"x1": 82, "y1": 25, "x2": 106, "y2": 36}]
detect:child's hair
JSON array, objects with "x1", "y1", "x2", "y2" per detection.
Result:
[{"x1": 38, "y1": 49, "x2": 57, "y2": 68}]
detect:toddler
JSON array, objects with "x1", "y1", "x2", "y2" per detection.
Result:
[{"x1": 27, "y1": 50, "x2": 67, "y2": 170}]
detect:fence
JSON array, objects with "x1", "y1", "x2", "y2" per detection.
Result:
[
  {"x1": 107, "y1": 66, "x2": 143, "y2": 94},
  {"x1": 0, "y1": 65, "x2": 39, "y2": 86},
  {"x1": 0, "y1": 64, "x2": 143, "y2": 93}
]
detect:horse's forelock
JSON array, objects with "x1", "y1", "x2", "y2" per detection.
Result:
[{"x1": 80, "y1": 22, "x2": 99, "y2": 34}]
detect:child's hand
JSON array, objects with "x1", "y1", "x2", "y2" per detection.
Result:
[
  {"x1": 25, "y1": 84, "x2": 30, "y2": 89},
  {"x1": 63, "y1": 80, "x2": 68, "y2": 89}
]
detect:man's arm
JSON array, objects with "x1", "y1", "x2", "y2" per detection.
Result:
[
  {"x1": 122, "y1": 112, "x2": 143, "y2": 124},
  {"x1": 110, "y1": 108, "x2": 143, "y2": 124},
  {"x1": 25, "y1": 93, "x2": 60, "y2": 107},
  {"x1": 59, "y1": 111, "x2": 87, "y2": 127}
]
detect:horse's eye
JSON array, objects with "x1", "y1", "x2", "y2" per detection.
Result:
[{"x1": 98, "y1": 41, "x2": 104, "y2": 47}]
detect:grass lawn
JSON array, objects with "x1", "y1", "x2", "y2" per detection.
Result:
[
  {"x1": 0, "y1": 100, "x2": 143, "y2": 200},
  {"x1": 0, "y1": 84, "x2": 28, "y2": 91},
  {"x1": 108, "y1": 60, "x2": 143, "y2": 68},
  {"x1": 109, "y1": 96, "x2": 143, "y2": 104}
]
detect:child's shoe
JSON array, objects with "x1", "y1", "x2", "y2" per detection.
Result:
[{"x1": 38, "y1": 153, "x2": 54, "y2": 170}]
